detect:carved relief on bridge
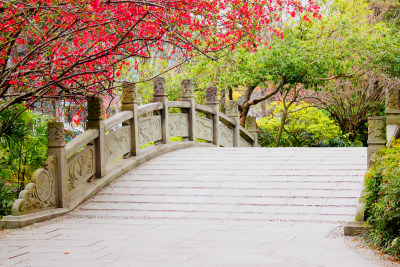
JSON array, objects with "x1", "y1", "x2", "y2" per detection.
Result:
[
  {"x1": 219, "y1": 124, "x2": 233, "y2": 147},
  {"x1": 105, "y1": 126, "x2": 131, "y2": 164},
  {"x1": 368, "y1": 117, "x2": 386, "y2": 142},
  {"x1": 169, "y1": 114, "x2": 189, "y2": 138},
  {"x1": 67, "y1": 146, "x2": 96, "y2": 192},
  {"x1": 240, "y1": 137, "x2": 252, "y2": 147},
  {"x1": 139, "y1": 115, "x2": 162, "y2": 146},
  {"x1": 12, "y1": 156, "x2": 57, "y2": 216},
  {"x1": 196, "y1": 117, "x2": 213, "y2": 142}
]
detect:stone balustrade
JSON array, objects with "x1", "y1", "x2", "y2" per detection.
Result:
[{"x1": 0, "y1": 78, "x2": 258, "y2": 229}]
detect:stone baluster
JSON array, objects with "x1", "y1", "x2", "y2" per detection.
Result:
[
  {"x1": 226, "y1": 100, "x2": 240, "y2": 147},
  {"x1": 153, "y1": 77, "x2": 169, "y2": 144},
  {"x1": 122, "y1": 82, "x2": 139, "y2": 156},
  {"x1": 181, "y1": 79, "x2": 196, "y2": 142},
  {"x1": 367, "y1": 116, "x2": 387, "y2": 167},
  {"x1": 86, "y1": 96, "x2": 105, "y2": 177},
  {"x1": 206, "y1": 86, "x2": 219, "y2": 146},
  {"x1": 386, "y1": 87, "x2": 400, "y2": 142},
  {"x1": 245, "y1": 116, "x2": 258, "y2": 147},
  {"x1": 47, "y1": 122, "x2": 67, "y2": 208}
]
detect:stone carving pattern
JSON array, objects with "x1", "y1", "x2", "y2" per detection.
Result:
[
  {"x1": 105, "y1": 126, "x2": 131, "y2": 164},
  {"x1": 181, "y1": 79, "x2": 194, "y2": 98},
  {"x1": 226, "y1": 100, "x2": 238, "y2": 117},
  {"x1": 87, "y1": 96, "x2": 103, "y2": 120},
  {"x1": 206, "y1": 86, "x2": 218, "y2": 103},
  {"x1": 386, "y1": 88, "x2": 400, "y2": 110},
  {"x1": 139, "y1": 115, "x2": 162, "y2": 146},
  {"x1": 48, "y1": 122, "x2": 65, "y2": 146},
  {"x1": 122, "y1": 82, "x2": 136, "y2": 104},
  {"x1": 12, "y1": 156, "x2": 57, "y2": 215},
  {"x1": 368, "y1": 118, "x2": 386, "y2": 141},
  {"x1": 169, "y1": 114, "x2": 189, "y2": 138},
  {"x1": 240, "y1": 137, "x2": 252, "y2": 147},
  {"x1": 67, "y1": 146, "x2": 95, "y2": 192},
  {"x1": 219, "y1": 124, "x2": 233, "y2": 147},
  {"x1": 196, "y1": 117, "x2": 213, "y2": 142},
  {"x1": 154, "y1": 77, "x2": 166, "y2": 96}
]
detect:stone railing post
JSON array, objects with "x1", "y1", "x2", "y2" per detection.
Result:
[
  {"x1": 181, "y1": 79, "x2": 196, "y2": 141},
  {"x1": 47, "y1": 122, "x2": 67, "y2": 208},
  {"x1": 206, "y1": 86, "x2": 219, "y2": 146},
  {"x1": 245, "y1": 116, "x2": 258, "y2": 147},
  {"x1": 367, "y1": 116, "x2": 387, "y2": 167},
  {"x1": 386, "y1": 87, "x2": 400, "y2": 142},
  {"x1": 122, "y1": 82, "x2": 139, "y2": 156},
  {"x1": 226, "y1": 100, "x2": 240, "y2": 147},
  {"x1": 86, "y1": 96, "x2": 105, "y2": 177},
  {"x1": 153, "y1": 77, "x2": 169, "y2": 144}
]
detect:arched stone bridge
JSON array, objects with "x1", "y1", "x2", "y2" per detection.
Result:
[{"x1": 0, "y1": 78, "x2": 396, "y2": 266}]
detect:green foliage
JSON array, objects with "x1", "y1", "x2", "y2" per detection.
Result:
[
  {"x1": 0, "y1": 179, "x2": 18, "y2": 218},
  {"x1": 363, "y1": 140, "x2": 400, "y2": 258},
  {"x1": 0, "y1": 105, "x2": 49, "y2": 190},
  {"x1": 257, "y1": 102, "x2": 357, "y2": 147}
]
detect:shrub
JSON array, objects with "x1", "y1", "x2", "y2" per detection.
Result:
[
  {"x1": 0, "y1": 179, "x2": 18, "y2": 218},
  {"x1": 363, "y1": 140, "x2": 400, "y2": 258},
  {"x1": 257, "y1": 102, "x2": 358, "y2": 147}
]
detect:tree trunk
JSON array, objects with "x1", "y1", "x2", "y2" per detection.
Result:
[{"x1": 276, "y1": 110, "x2": 288, "y2": 147}]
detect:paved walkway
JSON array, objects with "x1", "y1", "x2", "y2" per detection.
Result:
[{"x1": 0, "y1": 147, "x2": 377, "y2": 266}]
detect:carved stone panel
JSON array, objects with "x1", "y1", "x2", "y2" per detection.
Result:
[
  {"x1": 67, "y1": 146, "x2": 95, "y2": 192},
  {"x1": 240, "y1": 137, "x2": 252, "y2": 147},
  {"x1": 139, "y1": 115, "x2": 162, "y2": 146},
  {"x1": 386, "y1": 87, "x2": 400, "y2": 111},
  {"x1": 169, "y1": 114, "x2": 189, "y2": 138},
  {"x1": 196, "y1": 117, "x2": 213, "y2": 142},
  {"x1": 12, "y1": 156, "x2": 57, "y2": 216},
  {"x1": 368, "y1": 117, "x2": 386, "y2": 142},
  {"x1": 219, "y1": 123, "x2": 233, "y2": 147},
  {"x1": 105, "y1": 126, "x2": 131, "y2": 164}
]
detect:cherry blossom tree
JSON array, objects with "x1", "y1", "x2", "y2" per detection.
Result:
[{"x1": 0, "y1": 0, "x2": 320, "y2": 137}]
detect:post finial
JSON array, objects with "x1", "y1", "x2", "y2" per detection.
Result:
[
  {"x1": 181, "y1": 79, "x2": 194, "y2": 99},
  {"x1": 226, "y1": 100, "x2": 239, "y2": 118},
  {"x1": 87, "y1": 96, "x2": 104, "y2": 121},
  {"x1": 245, "y1": 116, "x2": 257, "y2": 133},
  {"x1": 47, "y1": 121, "x2": 65, "y2": 147},
  {"x1": 122, "y1": 82, "x2": 137, "y2": 105},
  {"x1": 206, "y1": 86, "x2": 218, "y2": 104},
  {"x1": 154, "y1": 77, "x2": 167, "y2": 97}
]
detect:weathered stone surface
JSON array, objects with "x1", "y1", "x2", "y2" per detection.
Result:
[
  {"x1": 139, "y1": 115, "x2": 162, "y2": 146},
  {"x1": 87, "y1": 96, "x2": 104, "y2": 121},
  {"x1": 47, "y1": 122, "x2": 65, "y2": 147},
  {"x1": 121, "y1": 82, "x2": 137, "y2": 104},
  {"x1": 169, "y1": 113, "x2": 189, "y2": 138},
  {"x1": 104, "y1": 126, "x2": 131, "y2": 165},
  {"x1": 67, "y1": 145, "x2": 96, "y2": 192},
  {"x1": 367, "y1": 116, "x2": 386, "y2": 143},
  {"x1": 153, "y1": 76, "x2": 167, "y2": 97},
  {"x1": 181, "y1": 79, "x2": 194, "y2": 99},
  {"x1": 195, "y1": 117, "x2": 213, "y2": 142},
  {"x1": 226, "y1": 100, "x2": 238, "y2": 118},
  {"x1": 386, "y1": 87, "x2": 400, "y2": 111},
  {"x1": 206, "y1": 86, "x2": 218, "y2": 104},
  {"x1": 245, "y1": 116, "x2": 257, "y2": 133},
  {"x1": 12, "y1": 156, "x2": 57, "y2": 216},
  {"x1": 219, "y1": 124, "x2": 233, "y2": 147}
]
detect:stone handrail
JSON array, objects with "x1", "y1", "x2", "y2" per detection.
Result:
[
  {"x1": 345, "y1": 86, "x2": 400, "y2": 236},
  {"x1": 104, "y1": 111, "x2": 133, "y2": 132},
  {"x1": 1, "y1": 77, "x2": 258, "y2": 229}
]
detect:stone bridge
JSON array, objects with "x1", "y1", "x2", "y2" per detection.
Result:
[{"x1": 0, "y1": 79, "x2": 396, "y2": 266}]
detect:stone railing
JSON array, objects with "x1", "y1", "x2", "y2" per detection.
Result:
[
  {"x1": 345, "y1": 87, "x2": 400, "y2": 235},
  {"x1": 0, "y1": 78, "x2": 257, "y2": 228}
]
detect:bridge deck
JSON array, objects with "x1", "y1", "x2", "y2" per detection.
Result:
[{"x1": 1, "y1": 147, "x2": 378, "y2": 266}]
